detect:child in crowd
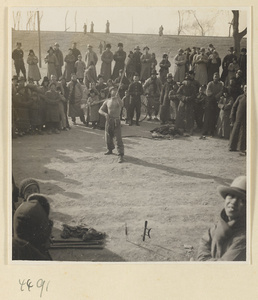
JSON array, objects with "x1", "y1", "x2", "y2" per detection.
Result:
[
  {"x1": 195, "y1": 85, "x2": 207, "y2": 130},
  {"x1": 75, "y1": 55, "x2": 86, "y2": 84},
  {"x1": 168, "y1": 84, "x2": 180, "y2": 124},
  {"x1": 87, "y1": 89, "x2": 100, "y2": 129}
]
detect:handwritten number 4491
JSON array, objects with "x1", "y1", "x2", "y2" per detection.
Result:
[{"x1": 19, "y1": 279, "x2": 50, "y2": 298}]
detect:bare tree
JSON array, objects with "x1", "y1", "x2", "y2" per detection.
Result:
[
  {"x1": 65, "y1": 11, "x2": 70, "y2": 31},
  {"x1": 188, "y1": 10, "x2": 218, "y2": 36},
  {"x1": 13, "y1": 11, "x2": 22, "y2": 30},
  {"x1": 232, "y1": 10, "x2": 247, "y2": 56},
  {"x1": 177, "y1": 11, "x2": 184, "y2": 35}
]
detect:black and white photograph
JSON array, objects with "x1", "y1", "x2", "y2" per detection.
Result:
[{"x1": 10, "y1": 6, "x2": 249, "y2": 265}]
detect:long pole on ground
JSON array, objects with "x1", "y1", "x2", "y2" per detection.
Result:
[{"x1": 37, "y1": 11, "x2": 41, "y2": 68}]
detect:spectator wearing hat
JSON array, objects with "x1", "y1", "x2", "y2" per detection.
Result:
[
  {"x1": 206, "y1": 43, "x2": 215, "y2": 57},
  {"x1": 159, "y1": 53, "x2": 171, "y2": 84},
  {"x1": 132, "y1": 46, "x2": 142, "y2": 75},
  {"x1": 175, "y1": 75, "x2": 196, "y2": 135},
  {"x1": 100, "y1": 43, "x2": 113, "y2": 82},
  {"x1": 64, "y1": 49, "x2": 76, "y2": 82},
  {"x1": 83, "y1": 23, "x2": 87, "y2": 34},
  {"x1": 19, "y1": 178, "x2": 40, "y2": 201},
  {"x1": 159, "y1": 25, "x2": 164, "y2": 36},
  {"x1": 238, "y1": 48, "x2": 247, "y2": 84},
  {"x1": 174, "y1": 49, "x2": 187, "y2": 83},
  {"x1": 99, "y1": 86, "x2": 124, "y2": 163},
  {"x1": 27, "y1": 49, "x2": 41, "y2": 84},
  {"x1": 112, "y1": 43, "x2": 126, "y2": 80},
  {"x1": 143, "y1": 69, "x2": 162, "y2": 121},
  {"x1": 225, "y1": 57, "x2": 240, "y2": 87},
  {"x1": 44, "y1": 47, "x2": 58, "y2": 79},
  {"x1": 207, "y1": 50, "x2": 221, "y2": 83},
  {"x1": 128, "y1": 73, "x2": 144, "y2": 126},
  {"x1": 71, "y1": 42, "x2": 81, "y2": 61},
  {"x1": 67, "y1": 74, "x2": 86, "y2": 126},
  {"x1": 202, "y1": 72, "x2": 224, "y2": 137},
  {"x1": 12, "y1": 42, "x2": 26, "y2": 80},
  {"x1": 12, "y1": 199, "x2": 53, "y2": 260},
  {"x1": 229, "y1": 85, "x2": 247, "y2": 152},
  {"x1": 197, "y1": 176, "x2": 246, "y2": 261},
  {"x1": 194, "y1": 47, "x2": 209, "y2": 85},
  {"x1": 216, "y1": 87, "x2": 234, "y2": 139},
  {"x1": 221, "y1": 47, "x2": 237, "y2": 83},
  {"x1": 159, "y1": 73, "x2": 177, "y2": 124},
  {"x1": 53, "y1": 43, "x2": 64, "y2": 79},
  {"x1": 84, "y1": 61, "x2": 98, "y2": 88},
  {"x1": 184, "y1": 47, "x2": 191, "y2": 73},
  {"x1": 126, "y1": 51, "x2": 135, "y2": 83},
  {"x1": 140, "y1": 46, "x2": 152, "y2": 82},
  {"x1": 75, "y1": 54, "x2": 86, "y2": 84}
]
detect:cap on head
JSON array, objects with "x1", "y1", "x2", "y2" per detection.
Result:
[
  {"x1": 218, "y1": 176, "x2": 246, "y2": 200},
  {"x1": 19, "y1": 178, "x2": 40, "y2": 198},
  {"x1": 54, "y1": 42, "x2": 60, "y2": 47},
  {"x1": 106, "y1": 43, "x2": 111, "y2": 48},
  {"x1": 47, "y1": 46, "x2": 54, "y2": 53}
]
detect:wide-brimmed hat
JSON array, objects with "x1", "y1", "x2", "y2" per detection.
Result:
[
  {"x1": 178, "y1": 48, "x2": 184, "y2": 53},
  {"x1": 143, "y1": 46, "x2": 150, "y2": 50},
  {"x1": 87, "y1": 44, "x2": 93, "y2": 48},
  {"x1": 134, "y1": 46, "x2": 140, "y2": 50},
  {"x1": 54, "y1": 42, "x2": 60, "y2": 47},
  {"x1": 218, "y1": 176, "x2": 246, "y2": 200}
]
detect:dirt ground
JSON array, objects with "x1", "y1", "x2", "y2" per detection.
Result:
[{"x1": 12, "y1": 118, "x2": 246, "y2": 262}]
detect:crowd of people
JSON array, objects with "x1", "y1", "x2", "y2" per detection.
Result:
[{"x1": 12, "y1": 41, "x2": 247, "y2": 154}]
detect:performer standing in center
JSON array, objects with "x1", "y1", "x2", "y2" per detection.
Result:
[{"x1": 99, "y1": 86, "x2": 124, "y2": 163}]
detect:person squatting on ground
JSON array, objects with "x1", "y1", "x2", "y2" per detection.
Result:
[
  {"x1": 12, "y1": 198, "x2": 53, "y2": 260},
  {"x1": 99, "y1": 86, "x2": 124, "y2": 163},
  {"x1": 128, "y1": 73, "x2": 144, "y2": 126},
  {"x1": 197, "y1": 175, "x2": 246, "y2": 261}
]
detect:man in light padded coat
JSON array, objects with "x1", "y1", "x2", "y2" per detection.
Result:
[{"x1": 197, "y1": 176, "x2": 246, "y2": 261}]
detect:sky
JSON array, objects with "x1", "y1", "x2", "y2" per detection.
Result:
[{"x1": 11, "y1": 7, "x2": 248, "y2": 37}]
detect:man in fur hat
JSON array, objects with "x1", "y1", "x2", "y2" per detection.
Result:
[{"x1": 197, "y1": 176, "x2": 246, "y2": 261}]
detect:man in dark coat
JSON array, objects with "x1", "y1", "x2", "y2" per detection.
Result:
[
  {"x1": 238, "y1": 48, "x2": 247, "y2": 84},
  {"x1": 229, "y1": 85, "x2": 246, "y2": 152},
  {"x1": 53, "y1": 42, "x2": 64, "y2": 79},
  {"x1": 12, "y1": 42, "x2": 26, "y2": 80},
  {"x1": 128, "y1": 73, "x2": 144, "y2": 126},
  {"x1": 132, "y1": 46, "x2": 142, "y2": 76},
  {"x1": 12, "y1": 199, "x2": 53, "y2": 260},
  {"x1": 112, "y1": 43, "x2": 126, "y2": 80},
  {"x1": 197, "y1": 176, "x2": 246, "y2": 261},
  {"x1": 221, "y1": 47, "x2": 237, "y2": 83}
]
